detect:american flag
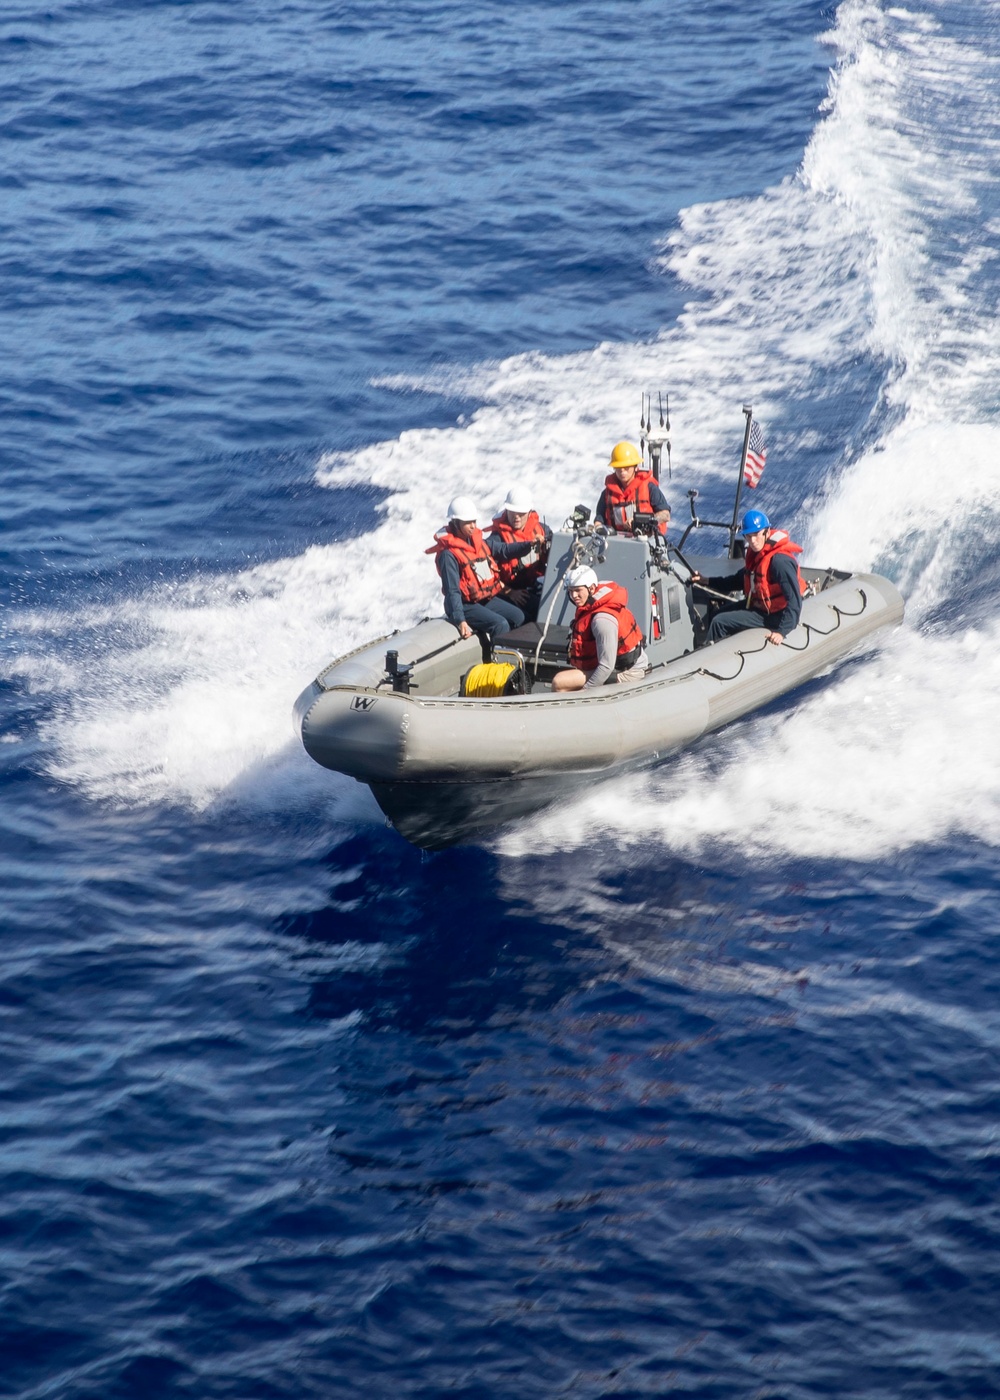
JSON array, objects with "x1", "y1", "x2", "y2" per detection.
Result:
[{"x1": 743, "y1": 418, "x2": 767, "y2": 488}]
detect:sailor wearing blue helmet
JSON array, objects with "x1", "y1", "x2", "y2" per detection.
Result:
[{"x1": 690, "y1": 509, "x2": 807, "y2": 646}]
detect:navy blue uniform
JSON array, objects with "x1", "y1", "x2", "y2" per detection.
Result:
[
  {"x1": 701, "y1": 553, "x2": 803, "y2": 644},
  {"x1": 437, "y1": 539, "x2": 531, "y2": 643},
  {"x1": 595, "y1": 478, "x2": 670, "y2": 529}
]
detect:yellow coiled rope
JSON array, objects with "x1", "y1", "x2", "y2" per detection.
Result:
[{"x1": 462, "y1": 662, "x2": 516, "y2": 698}]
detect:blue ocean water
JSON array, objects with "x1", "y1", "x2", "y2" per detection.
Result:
[{"x1": 3, "y1": 0, "x2": 1000, "y2": 1395}]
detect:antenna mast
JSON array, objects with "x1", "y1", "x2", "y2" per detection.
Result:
[{"x1": 640, "y1": 390, "x2": 672, "y2": 482}]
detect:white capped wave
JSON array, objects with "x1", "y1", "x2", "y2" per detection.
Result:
[
  {"x1": 5, "y1": 555, "x2": 387, "y2": 817},
  {"x1": 497, "y1": 618, "x2": 1000, "y2": 862},
  {"x1": 501, "y1": 0, "x2": 1000, "y2": 862},
  {"x1": 9, "y1": 0, "x2": 1000, "y2": 863}
]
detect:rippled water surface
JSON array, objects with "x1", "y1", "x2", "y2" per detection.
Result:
[{"x1": 3, "y1": 0, "x2": 1000, "y2": 1395}]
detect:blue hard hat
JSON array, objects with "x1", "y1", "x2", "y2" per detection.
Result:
[{"x1": 741, "y1": 509, "x2": 770, "y2": 535}]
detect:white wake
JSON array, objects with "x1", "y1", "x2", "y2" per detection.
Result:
[{"x1": 6, "y1": 0, "x2": 999, "y2": 863}]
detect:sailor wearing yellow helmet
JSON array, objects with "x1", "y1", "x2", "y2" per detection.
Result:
[{"x1": 595, "y1": 440, "x2": 671, "y2": 537}]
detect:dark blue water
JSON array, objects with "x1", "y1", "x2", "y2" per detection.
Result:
[{"x1": 4, "y1": 0, "x2": 1000, "y2": 1394}]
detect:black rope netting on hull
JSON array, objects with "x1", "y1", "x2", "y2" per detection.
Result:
[{"x1": 695, "y1": 590, "x2": 868, "y2": 680}]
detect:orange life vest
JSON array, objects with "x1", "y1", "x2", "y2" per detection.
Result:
[
  {"x1": 743, "y1": 530, "x2": 806, "y2": 613},
  {"x1": 426, "y1": 526, "x2": 502, "y2": 604},
  {"x1": 568, "y1": 581, "x2": 644, "y2": 671},
  {"x1": 490, "y1": 510, "x2": 548, "y2": 586},
  {"x1": 600, "y1": 470, "x2": 667, "y2": 537}
]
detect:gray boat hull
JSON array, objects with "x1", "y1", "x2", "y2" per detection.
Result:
[{"x1": 296, "y1": 570, "x2": 904, "y2": 849}]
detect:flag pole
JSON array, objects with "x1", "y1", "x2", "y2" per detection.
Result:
[{"x1": 728, "y1": 403, "x2": 754, "y2": 557}]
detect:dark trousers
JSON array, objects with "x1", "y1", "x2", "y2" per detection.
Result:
[
  {"x1": 500, "y1": 585, "x2": 541, "y2": 623},
  {"x1": 463, "y1": 598, "x2": 525, "y2": 657},
  {"x1": 705, "y1": 604, "x2": 786, "y2": 644}
]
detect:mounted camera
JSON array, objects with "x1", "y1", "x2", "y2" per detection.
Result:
[
  {"x1": 630, "y1": 512, "x2": 658, "y2": 538},
  {"x1": 570, "y1": 503, "x2": 591, "y2": 529}
]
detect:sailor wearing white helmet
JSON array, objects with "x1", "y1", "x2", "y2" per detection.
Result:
[
  {"x1": 425, "y1": 495, "x2": 528, "y2": 649},
  {"x1": 487, "y1": 484, "x2": 552, "y2": 622},
  {"x1": 551, "y1": 566, "x2": 649, "y2": 693}
]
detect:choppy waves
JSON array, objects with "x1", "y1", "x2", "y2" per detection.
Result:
[
  {"x1": 6, "y1": 0, "x2": 1000, "y2": 866},
  {"x1": 5, "y1": 5, "x2": 1000, "y2": 1397}
]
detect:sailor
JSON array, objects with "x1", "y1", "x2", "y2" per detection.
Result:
[
  {"x1": 427, "y1": 495, "x2": 529, "y2": 648},
  {"x1": 551, "y1": 566, "x2": 649, "y2": 692},
  {"x1": 690, "y1": 509, "x2": 806, "y2": 646},
  {"x1": 487, "y1": 484, "x2": 552, "y2": 622},
  {"x1": 595, "y1": 441, "x2": 671, "y2": 537}
]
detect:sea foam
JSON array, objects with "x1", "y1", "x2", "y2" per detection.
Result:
[{"x1": 10, "y1": 0, "x2": 1000, "y2": 865}]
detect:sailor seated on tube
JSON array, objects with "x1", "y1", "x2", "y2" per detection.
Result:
[
  {"x1": 551, "y1": 566, "x2": 650, "y2": 693},
  {"x1": 487, "y1": 484, "x2": 552, "y2": 623},
  {"x1": 595, "y1": 440, "x2": 671, "y2": 537},
  {"x1": 426, "y1": 495, "x2": 538, "y2": 656},
  {"x1": 689, "y1": 508, "x2": 806, "y2": 647}
]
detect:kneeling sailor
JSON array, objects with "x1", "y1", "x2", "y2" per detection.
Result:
[
  {"x1": 427, "y1": 496, "x2": 530, "y2": 650},
  {"x1": 552, "y1": 566, "x2": 649, "y2": 692},
  {"x1": 487, "y1": 484, "x2": 552, "y2": 622},
  {"x1": 690, "y1": 509, "x2": 806, "y2": 646}
]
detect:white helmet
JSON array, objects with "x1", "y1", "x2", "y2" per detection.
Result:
[
  {"x1": 564, "y1": 565, "x2": 598, "y2": 592},
  {"x1": 447, "y1": 495, "x2": 479, "y2": 523},
  {"x1": 502, "y1": 484, "x2": 533, "y2": 513}
]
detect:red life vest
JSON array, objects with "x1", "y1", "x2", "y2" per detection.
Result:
[
  {"x1": 600, "y1": 470, "x2": 667, "y2": 537},
  {"x1": 426, "y1": 526, "x2": 502, "y2": 605},
  {"x1": 568, "y1": 581, "x2": 644, "y2": 671},
  {"x1": 743, "y1": 530, "x2": 806, "y2": 613},
  {"x1": 490, "y1": 510, "x2": 548, "y2": 586}
]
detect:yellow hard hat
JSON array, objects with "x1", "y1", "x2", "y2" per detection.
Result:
[{"x1": 608, "y1": 440, "x2": 642, "y2": 470}]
